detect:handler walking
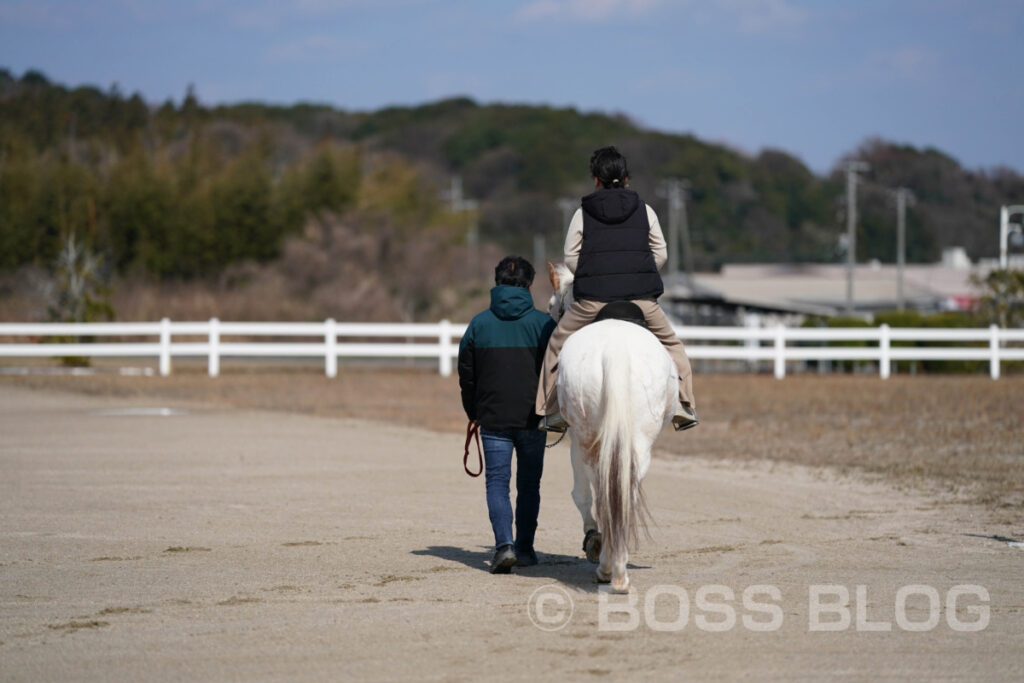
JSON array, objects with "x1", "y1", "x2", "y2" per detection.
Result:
[{"x1": 459, "y1": 256, "x2": 556, "y2": 573}]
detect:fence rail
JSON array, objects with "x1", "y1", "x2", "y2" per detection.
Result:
[{"x1": 1, "y1": 319, "x2": 1022, "y2": 379}]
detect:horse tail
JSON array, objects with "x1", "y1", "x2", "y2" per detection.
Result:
[{"x1": 593, "y1": 339, "x2": 650, "y2": 561}]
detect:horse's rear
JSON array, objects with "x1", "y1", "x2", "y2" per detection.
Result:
[{"x1": 558, "y1": 319, "x2": 677, "y2": 593}]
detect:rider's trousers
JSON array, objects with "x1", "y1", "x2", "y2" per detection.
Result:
[{"x1": 534, "y1": 298, "x2": 696, "y2": 417}]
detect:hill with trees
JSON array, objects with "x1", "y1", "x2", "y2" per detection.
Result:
[{"x1": 1, "y1": 68, "x2": 1022, "y2": 321}]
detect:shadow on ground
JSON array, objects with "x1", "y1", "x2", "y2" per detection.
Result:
[
  {"x1": 411, "y1": 545, "x2": 651, "y2": 590},
  {"x1": 963, "y1": 533, "x2": 1022, "y2": 544}
]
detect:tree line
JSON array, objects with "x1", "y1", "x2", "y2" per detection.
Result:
[
  {"x1": 0, "y1": 71, "x2": 366, "y2": 278},
  {"x1": 2, "y1": 68, "x2": 1023, "y2": 281}
]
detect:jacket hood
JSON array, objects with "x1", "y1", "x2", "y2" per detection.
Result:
[
  {"x1": 489, "y1": 285, "x2": 535, "y2": 321},
  {"x1": 581, "y1": 188, "x2": 641, "y2": 225}
]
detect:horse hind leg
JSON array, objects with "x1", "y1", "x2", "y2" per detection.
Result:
[
  {"x1": 609, "y1": 545, "x2": 630, "y2": 594},
  {"x1": 597, "y1": 447, "x2": 637, "y2": 594},
  {"x1": 593, "y1": 545, "x2": 630, "y2": 593},
  {"x1": 570, "y1": 439, "x2": 599, "y2": 555},
  {"x1": 594, "y1": 543, "x2": 612, "y2": 583},
  {"x1": 593, "y1": 538, "x2": 629, "y2": 592},
  {"x1": 591, "y1": 493, "x2": 620, "y2": 590},
  {"x1": 583, "y1": 529, "x2": 602, "y2": 564}
]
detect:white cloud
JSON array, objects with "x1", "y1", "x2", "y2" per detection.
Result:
[
  {"x1": 0, "y1": 0, "x2": 240, "y2": 30},
  {"x1": 229, "y1": 0, "x2": 427, "y2": 30},
  {"x1": 513, "y1": 0, "x2": 666, "y2": 24},
  {"x1": 709, "y1": 0, "x2": 808, "y2": 34},
  {"x1": 512, "y1": 0, "x2": 807, "y2": 32}
]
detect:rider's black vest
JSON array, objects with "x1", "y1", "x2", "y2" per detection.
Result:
[{"x1": 572, "y1": 188, "x2": 664, "y2": 302}]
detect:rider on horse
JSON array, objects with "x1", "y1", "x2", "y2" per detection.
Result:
[{"x1": 535, "y1": 146, "x2": 699, "y2": 433}]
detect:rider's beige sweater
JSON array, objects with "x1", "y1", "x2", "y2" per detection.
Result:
[{"x1": 562, "y1": 204, "x2": 668, "y2": 273}]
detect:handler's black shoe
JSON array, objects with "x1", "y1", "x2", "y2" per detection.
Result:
[
  {"x1": 541, "y1": 412, "x2": 568, "y2": 433},
  {"x1": 673, "y1": 404, "x2": 699, "y2": 432},
  {"x1": 515, "y1": 549, "x2": 539, "y2": 567},
  {"x1": 490, "y1": 544, "x2": 517, "y2": 574}
]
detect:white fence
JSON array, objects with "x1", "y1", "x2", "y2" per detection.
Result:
[{"x1": 1, "y1": 319, "x2": 1023, "y2": 379}]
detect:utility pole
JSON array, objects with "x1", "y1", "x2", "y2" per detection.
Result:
[
  {"x1": 844, "y1": 161, "x2": 869, "y2": 314},
  {"x1": 533, "y1": 233, "x2": 545, "y2": 273},
  {"x1": 1000, "y1": 205, "x2": 1024, "y2": 269},
  {"x1": 555, "y1": 197, "x2": 577, "y2": 263},
  {"x1": 658, "y1": 179, "x2": 693, "y2": 282},
  {"x1": 444, "y1": 176, "x2": 479, "y2": 278},
  {"x1": 894, "y1": 187, "x2": 914, "y2": 312}
]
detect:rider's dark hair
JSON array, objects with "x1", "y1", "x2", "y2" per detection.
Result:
[
  {"x1": 589, "y1": 146, "x2": 629, "y2": 189},
  {"x1": 494, "y1": 255, "x2": 535, "y2": 289}
]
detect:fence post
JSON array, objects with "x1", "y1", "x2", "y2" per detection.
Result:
[
  {"x1": 745, "y1": 313, "x2": 760, "y2": 372},
  {"x1": 208, "y1": 318, "x2": 220, "y2": 378},
  {"x1": 439, "y1": 319, "x2": 453, "y2": 377},
  {"x1": 879, "y1": 324, "x2": 890, "y2": 379},
  {"x1": 325, "y1": 318, "x2": 337, "y2": 378},
  {"x1": 159, "y1": 317, "x2": 171, "y2": 376},
  {"x1": 990, "y1": 324, "x2": 1000, "y2": 380},
  {"x1": 774, "y1": 323, "x2": 786, "y2": 379}
]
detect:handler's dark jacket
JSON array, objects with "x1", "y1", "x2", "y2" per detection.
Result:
[
  {"x1": 573, "y1": 188, "x2": 664, "y2": 302},
  {"x1": 458, "y1": 286, "x2": 555, "y2": 431}
]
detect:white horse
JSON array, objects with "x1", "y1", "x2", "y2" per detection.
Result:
[{"x1": 547, "y1": 263, "x2": 677, "y2": 593}]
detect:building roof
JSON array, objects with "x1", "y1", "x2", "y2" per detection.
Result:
[{"x1": 663, "y1": 260, "x2": 991, "y2": 316}]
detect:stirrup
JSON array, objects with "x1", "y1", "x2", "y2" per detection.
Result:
[
  {"x1": 541, "y1": 412, "x2": 568, "y2": 433},
  {"x1": 673, "y1": 405, "x2": 699, "y2": 432}
]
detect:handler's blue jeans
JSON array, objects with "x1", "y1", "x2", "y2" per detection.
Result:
[{"x1": 481, "y1": 428, "x2": 546, "y2": 552}]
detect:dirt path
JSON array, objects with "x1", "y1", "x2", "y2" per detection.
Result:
[{"x1": 1, "y1": 385, "x2": 1022, "y2": 680}]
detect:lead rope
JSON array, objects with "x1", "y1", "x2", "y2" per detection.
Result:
[
  {"x1": 463, "y1": 421, "x2": 483, "y2": 477},
  {"x1": 464, "y1": 419, "x2": 566, "y2": 477}
]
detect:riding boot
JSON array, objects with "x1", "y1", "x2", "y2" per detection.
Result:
[
  {"x1": 672, "y1": 403, "x2": 699, "y2": 431},
  {"x1": 540, "y1": 412, "x2": 568, "y2": 433}
]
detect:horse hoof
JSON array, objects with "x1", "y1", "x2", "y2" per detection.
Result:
[
  {"x1": 583, "y1": 530, "x2": 602, "y2": 564},
  {"x1": 609, "y1": 583, "x2": 630, "y2": 594},
  {"x1": 593, "y1": 567, "x2": 611, "y2": 584}
]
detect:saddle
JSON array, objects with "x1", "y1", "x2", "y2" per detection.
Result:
[{"x1": 592, "y1": 301, "x2": 648, "y2": 329}]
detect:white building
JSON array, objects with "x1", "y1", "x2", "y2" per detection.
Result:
[{"x1": 662, "y1": 247, "x2": 1009, "y2": 325}]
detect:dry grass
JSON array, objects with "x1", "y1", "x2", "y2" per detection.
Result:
[
  {"x1": 671, "y1": 374, "x2": 1024, "y2": 506},
  {"x1": 0, "y1": 217, "x2": 545, "y2": 325},
  {"x1": 2, "y1": 366, "x2": 1021, "y2": 507}
]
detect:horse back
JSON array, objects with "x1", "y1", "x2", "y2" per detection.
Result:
[{"x1": 558, "y1": 320, "x2": 676, "y2": 439}]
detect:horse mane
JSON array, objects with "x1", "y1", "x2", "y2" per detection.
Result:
[{"x1": 551, "y1": 263, "x2": 574, "y2": 300}]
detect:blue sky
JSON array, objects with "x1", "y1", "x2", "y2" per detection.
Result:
[{"x1": 2, "y1": 0, "x2": 1022, "y2": 174}]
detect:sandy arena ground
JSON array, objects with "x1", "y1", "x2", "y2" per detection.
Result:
[{"x1": 1, "y1": 380, "x2": 1023, "y2": 680}]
